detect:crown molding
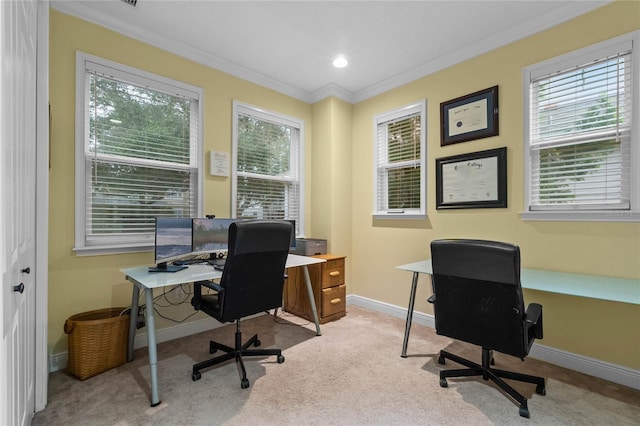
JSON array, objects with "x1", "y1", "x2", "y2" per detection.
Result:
[
  {"x1": 352, "y1": 0, "x2": 613, "y2": 103},
  {"x1": 309, "y1": 83, "x2": 354, "y2": 104},
  {"x1": 52, "y1": 0, "x2": 612, "y2": 105},
  {"x1": 51, "y1": 1, "x2": 316, "y2": 103}
]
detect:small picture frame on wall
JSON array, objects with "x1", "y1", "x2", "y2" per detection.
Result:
[
  {"x1": 440, "y1": 85, "x2": 499, "y2": 146},
  {"x1": 435, "y1": 147, "x2": 507, "y2": 209}
]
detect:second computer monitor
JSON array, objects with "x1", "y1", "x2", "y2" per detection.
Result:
[
  {"x1": 285, "y1": 219, "x2": 296, "y2": 250},
  {"x1": 192, "y1": 218, "x2": 295, "y2": 254},
  {"x1": 192, "y1": 218, "x2": 239, "y2": 254}
]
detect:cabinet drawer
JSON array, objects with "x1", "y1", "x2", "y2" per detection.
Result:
[
  {"x1": 321, "y1": 284, "x2": 346, "y2": 318},
  {"x1": 321, "y1": 258, "x2": 345, "y2": 289}
]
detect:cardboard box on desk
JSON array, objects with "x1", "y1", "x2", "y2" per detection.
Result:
[{"x1": 292, "y1": 238, "x2": 327, "y2": 256}]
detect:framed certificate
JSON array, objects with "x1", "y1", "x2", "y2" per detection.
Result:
[
  {"x1": 435, "y1": 147, "x2": 507, "y2": 209},
  {"x1": 440, "y1": 86, "x2": 499, "y2": 146}
]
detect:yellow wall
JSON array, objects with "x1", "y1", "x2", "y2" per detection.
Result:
[
  {"x1": 49, "y1": 1, "x2": 640, "y2": 370},
  {"x1": 48, "y1": 10, "x2": 314, "y2": 355},
  {"x1": 310, "y1": 97, "x2": 353, "y2": 265},
  {"x1": 350, "y1": 0, "x2": 640, "y2": 369}
]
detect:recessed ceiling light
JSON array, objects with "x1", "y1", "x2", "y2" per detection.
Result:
[{"x1": 332, "y1": 56, "x2": 348, "y2": 68}]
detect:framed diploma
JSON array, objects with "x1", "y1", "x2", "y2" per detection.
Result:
[
  {"x1": 435, "y1": 147, "x2": 507, "y2": 209},
  {"x1": 440, "y1": 86, "x2": 499, "y2": 146}
]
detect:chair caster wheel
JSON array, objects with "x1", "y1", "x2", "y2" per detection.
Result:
[
  {"x1": 254, "y1": 339, "x2": 261, "y2": 347},
  {"x1": 241, "y1": 378, "x2": 250, "y2": 389},
  {"x1": 192, "y1": 371, "x2": 201, "y2": 381},
  {"x1": 437, "y1": 355, "x2": 445, "y2": 365},
  {"x1": 536, "y1": 384, "x2": 546, "y2": 395},
  {"x1": 519, "y1": 406, "x2": 530, "y2": 418},
  {"x1": 209, "y1": 342, "x2": 217, "y2": 354},
  {"x1": 277, "y1": 354, "x2": 285, "y2": 363},
  {"x1": 439, "y1": 378, "x2": 448, "y2": 388}
]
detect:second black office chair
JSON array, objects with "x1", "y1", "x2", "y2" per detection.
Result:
[
  {"x1": 429, "y1": 239, "x2": 546, "y2": 418},
  {"x1": 191, "y1": 220, "x2": 292, "y2": 389}
]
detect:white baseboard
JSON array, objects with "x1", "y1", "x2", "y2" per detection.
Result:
[
  {"x1": 50, "y1": 295, "x2": 640, "y2": 391},
  {"x1": 527, "y1": 344, "x2": 640, "y2": 390},
  {"x1": 346, "y1": 294, "x2": 640, "y2": 390},
  {"x1": 49, "y1": 310, "x2": 277, "y2": 373},
  {"x1": 49, "y1": 316, "x2": 223, "y2": 373}
]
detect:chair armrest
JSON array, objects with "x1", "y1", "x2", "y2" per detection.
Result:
[
  {"x1": 525, "y1": 303, "x2": 543, "y2": 339},
  {"x1": 199, "y1": 280, "x2": 223, "y2": 293},
  {"x1": 192, "y1": 280, "x2": 222, "y2": 310}
]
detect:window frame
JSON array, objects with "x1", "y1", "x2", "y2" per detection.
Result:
[
  {"x1": 372, "y1": 100, "x2": 427, "y2": 220},
  {"x1": 74, "y1": 52, "x2": 204, "y2": 255},
  {"x1": 522, "y1": 31, "x2": 640, "y2": 223},
  {"x1": 231, "y1": 100, "x2": 305, "y2": 235}
]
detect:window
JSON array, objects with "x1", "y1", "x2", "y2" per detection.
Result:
[
  {"x1": 74, "y1": 52, "x2": 203, "y2": 254},
  {"x1": 523, "y1": 32, "x2": 639, "y2": 222},
  {"x1": 232, "y1": 101, "x2": 303, "y2": 234},
  {"x1": 373, "y1": 101, "x2": 427, "y2": 219}
]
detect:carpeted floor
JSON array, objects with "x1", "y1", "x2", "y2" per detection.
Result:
[{"x1": 33, "y1": 305, "x2": 640, "y2": 425}]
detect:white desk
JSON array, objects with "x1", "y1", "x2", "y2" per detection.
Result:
[
  {"x1": 122, "y1": 254, "x2": 326, "y2": 407},
  {"x1": 396, "y1": 259, "x2": 640, "y2": 358}
]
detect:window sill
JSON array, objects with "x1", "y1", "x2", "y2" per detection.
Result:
[
  {"x1": 73, "y1": 243, "x2": 153, "y2": 257},
  {"x1": 372, "y1": 213, "x2": 427, "y2": 220},
  {"x1": 520, "y1": 211, "x2": 640, "y2": 223}
]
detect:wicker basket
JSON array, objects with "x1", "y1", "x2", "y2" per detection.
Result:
[{"x1": 64, "y1": 307, "x2": 130, "y2": 380}]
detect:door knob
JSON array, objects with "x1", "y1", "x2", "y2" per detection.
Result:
[{"x1": 13, "y1": 283, "x2": 24, "y2": 293}]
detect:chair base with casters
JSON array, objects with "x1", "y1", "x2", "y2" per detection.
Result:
[
  {"x1": 437, "y1": 347, "x2": 546, "y2": 418},
  {"x1": 191, "y1": 319, "x2": 285, "y2": 389},
  {"x1": 191, "y1": 220, "x2": 292, "y2": 389},
  {"x1": 430, "y1": 239, "x2": 547, "y2": 418}
]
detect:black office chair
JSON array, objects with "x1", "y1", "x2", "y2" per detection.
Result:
[
  {"x1": 429, "y1": 239, "x2": 546, "y2": 418},
  {"x1": 191, "y1": 220, "x2": 292, "y2": 389}
]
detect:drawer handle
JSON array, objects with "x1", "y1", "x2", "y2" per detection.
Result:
[
  {"x1": 330, "y1": 298, "x2": 342, "y2": 304},
  {"x1": 329, "y1": 271, "x2": 341, "y2": 277}
]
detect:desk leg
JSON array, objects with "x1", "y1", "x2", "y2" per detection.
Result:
[
  {"x1": 144, "y1": 289, "x2": 161, "y2": 407},
  {"x1": 127, "y1": 283, "x2": 140, "y2": 362},
  {"x1": 302, "y1": 265, "x2": 321, "y2": 336},
  {"x1": 401, "y1": 272, "x2": 419, "y2": 358}
]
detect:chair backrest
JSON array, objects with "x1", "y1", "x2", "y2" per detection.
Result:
[
  {"x1": 430, "y1": 239, "x2": 528, "y2": 358},
  {"x1": 217, "y1": 220, "x2": 292, "y2": 322}
]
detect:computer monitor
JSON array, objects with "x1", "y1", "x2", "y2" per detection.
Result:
[
  {"x1": 192, "y1": 218, "x2": 295, "y2": 262},
  {"x1": 149, "y1": 217, "x2": 193, "y2": 272},
  {"x1": 192, "y1": 217, "x2": 239, "y2": 254},
  {"x1": 285, "y1": 219, "x2": 296, "y2": 250}
]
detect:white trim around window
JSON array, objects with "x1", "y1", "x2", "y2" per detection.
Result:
[
  {"x1": 74, "y1": 52, "x2": 204, "y2": 255},
  {"x1": 231, "y1": 100, "x2": 305, "y2": 236},
  {"x1": 372, "y1": 100, "x2": 427, "y2": 220},
  {"x1": 522, "y1": 31, "x2": 640, "y2": 223}
]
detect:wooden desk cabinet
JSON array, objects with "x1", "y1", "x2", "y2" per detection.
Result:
[{"x1": 284, "y1": 254, "x2": 346, "y2": 324}]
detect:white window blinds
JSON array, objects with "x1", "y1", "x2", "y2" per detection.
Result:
[
  {"x1": 233, "y1": 103, "x2": 302, "y2": 233},
  {"x1": 374, "y1": 101, "x2": 426, "y2": 217},
  {"x1": 76, "y1": 53, "x2": 201, "y2": 252},
  {"x1": 528, "y1": 44, "x2": 633, "y2": 211}
]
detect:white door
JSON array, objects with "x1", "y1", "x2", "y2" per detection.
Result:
[{"x1": 1, "y1": 0, "x2": 39, "y2": 424}]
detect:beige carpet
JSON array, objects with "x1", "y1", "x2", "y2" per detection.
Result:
[{"x1": 34, "y1": 305, "x2": 640, "y2": 425}]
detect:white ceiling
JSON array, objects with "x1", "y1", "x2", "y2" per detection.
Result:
[{"x1": 52, "y1": 0, "x2": 611, "y2": 103}]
